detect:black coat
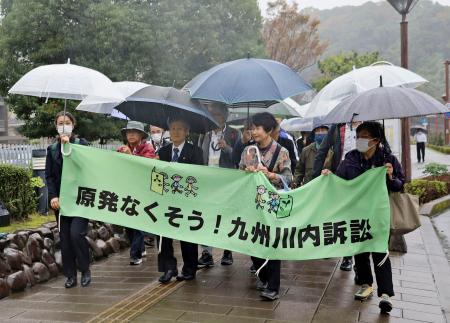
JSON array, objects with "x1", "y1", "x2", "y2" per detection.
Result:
[
  {"x1": 45, "y1": 137, "x2": 88, "y2": 201},
  {"x1": 158, "y1": 142, "x2": 204, "y2": 165},
  {"x1": 336, "y1": 147, "x2": 405, "y2": 192}
]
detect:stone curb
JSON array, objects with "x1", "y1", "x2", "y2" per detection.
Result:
[{"x1": 420, "y1": 194, "x2": 450, "y2": 217}]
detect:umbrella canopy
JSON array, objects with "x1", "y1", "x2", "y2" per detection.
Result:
[
  {"x1": 280, "y1": 116, "x2": 327, "y2": 132},
  {"x1": 305, "y1": 63, "x2": 428, "y2": 118},
  {"x1": 227, "y1": 99, "x2": 301, "y2": 123},
  {"x1": 410, "y1": 125, "x2": 427, "y2": 135},
  {"x1": 322, "y1": 87, "x2": 447, "y2": 124},
  {"x1": 9, "y1": 61, "x2": 120, "y2": 101},
  {"x1": 112, "y1": 85, "x2": 218, "y2": 133},
  {"x1": 76, "y1": 81, "x2": 148, "y2": 113},
  {"x1": 184, "y1": 57, "x2": 312, "y2": 107}
]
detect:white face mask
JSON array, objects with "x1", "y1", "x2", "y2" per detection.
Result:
[
  {"x1": 356, "y1": 138, "x2": 376, "y2": 153},
  {"x1": 57, "y1": 125, "x2": 73, "y2": 136},
  {"x1": 151, "y1": 133, "x2": 162, "y2": 143}
]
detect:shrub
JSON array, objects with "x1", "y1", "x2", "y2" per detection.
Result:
[
  {"x1": 0, "y1": 164, "x2": 37, "y2": 221},
  {"x1": 428, "y1": 133, "x2": 445, "y2": 146},
  {"x1": 423, "y1": 163, "x2": 449, "y2": 177},
  {"x1": 405, "y1": 179, "x2": 448, "y2": 204},
  {"x1": 427, "y1": 144, "x2": 450, "y2": 155}
]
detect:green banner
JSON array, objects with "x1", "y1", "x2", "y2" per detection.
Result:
[{"x1": 60, "y1": 145, "x2": 390, "y2": 260}]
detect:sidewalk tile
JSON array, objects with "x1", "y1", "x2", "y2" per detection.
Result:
[
  {"x1": 402, "y1": 309, "x2": 446, "y2": 323},
  {"x1": 177, "y1": 312, "x2": 265, "y2": 323}
]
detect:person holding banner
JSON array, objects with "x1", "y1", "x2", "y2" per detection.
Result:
[
  {"x1": 322, "y1": 121, "x2": 404, "y2": 313},
  {"x1": 239, "y1": 112, "x2": 292, "y2": 301},
  {"x1": 197, "y1": 103, "x2": 240, "y2": 267},
  {"x1": 157, "y1": 117, "x2": 204, "y2": 283},
  {"x1": 45, "y1": 111, "x2": 91, "y2": 288},
  {"x1": 117, "y1": 121, "x2": 156, "y2": 265}
]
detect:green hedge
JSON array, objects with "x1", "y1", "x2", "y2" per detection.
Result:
[
  {"x1": 0, "y1": 164, "x2": 37, "y2": 221},
  {"x1": 427, "y1": 144, "x2": 450, "y2": 155},
  {"x1": 405, "y1": 179, "x2": 448, "y2": 204}
]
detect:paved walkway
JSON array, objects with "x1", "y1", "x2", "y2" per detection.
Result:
[
  {"x1": 411, "y1": 146, "x2": 450, "y2": 179},
  {"x1": 0, "y1": 214, "x2": 449, "y2": 322}
]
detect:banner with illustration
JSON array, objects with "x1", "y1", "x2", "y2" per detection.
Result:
[{"x1": 60, "y1": 145, "x2": 390, "y2": 260}]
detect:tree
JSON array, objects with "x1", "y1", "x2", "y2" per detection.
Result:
[
  {"x1": 312, "y1": 51, "x2": 380, "y2": 91},
  {"x1": 0, "y1": 0, "x2": 265, "y2": 139},
  {"x1": 262, "y1": 0, "x2": 327, "y2": 72}
]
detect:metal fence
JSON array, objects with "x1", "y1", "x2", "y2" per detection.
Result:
[{"x1": 0, "y1": 143, "x2": 121, "y2": 167}]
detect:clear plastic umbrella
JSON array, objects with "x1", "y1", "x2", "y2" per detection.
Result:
[
  {"x1": 9, "y1": 60, "x2": 120, "y2": 101},
  {"x1": 305, "y1": 62, "x2": 428, "y2": 118}
]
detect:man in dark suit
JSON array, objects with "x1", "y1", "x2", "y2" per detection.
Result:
[{"x1": 157, "y1": 117, "x2": 204, "y2": 284}]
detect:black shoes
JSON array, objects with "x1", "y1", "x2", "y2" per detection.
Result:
[
  {"x1": 176, "y1": 272, "x2": 196, "y2": 281},
  {"x1": 198, "y1": 250, "x2": 214, "y2": 267},
  {"x1": 256, "y1": 278, "x2": 268, "y2": 291},
  {"x1": 260, "y1": 288, "x2": 279, "y2": 301},
  {"x1": 340, "y1": 257, "x2": 353, "y2": 271},
  {"x1": 64, "y1": 277, "x2": 77, "y2": 288},
  {"x1": 81, "y1": 270, "x2": 91, "y2": 287},
  {"x1": 159, "y1": 269, "x2": 178, "y2": 284},
  {"x1": 221, "y1": 250, "x2": 233, "y2": 266}
]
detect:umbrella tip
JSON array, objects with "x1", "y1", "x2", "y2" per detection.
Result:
[{"x1": 379, "y1": 75, "x2": 383, "y2": 87}]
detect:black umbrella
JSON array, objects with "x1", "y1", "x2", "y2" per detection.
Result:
[{"x1": 114, "y1": 86, "x2": 218, "y2": 133}]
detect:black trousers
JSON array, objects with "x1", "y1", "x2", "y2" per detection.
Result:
[
  {"x1": 157, "y1": 237, "x2": 198, "y2": 276},
  {"x1": 416, "y1": 142, "x2": 425, "y2": 162},
  {"x1": 354, "y1": 252, "x2": 394, "y2": 297},
  {"x1": 126, "y1": 228, "x2": 144, "y2": 259},
  {"x1": 59, "y1": 214, "x2": 90, "y2": 278},
  {"x1": 251, "y1": 257, "x2": 281, "y2": 292}
]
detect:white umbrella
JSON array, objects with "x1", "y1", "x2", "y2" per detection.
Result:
[
  {"x1": 9, "y1": 60, "x2": 121, "y2": 101},
  {"x1": 76, "y1": 81, "x2": 148, "y2": 114},
  {"x1": 305, "y1": 62, "x2": 428, "y2": 118}
]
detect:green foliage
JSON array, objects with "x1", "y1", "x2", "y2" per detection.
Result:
[
  {"x1": 30, "y1": 176, "x2": 45, "y2": 189},
  {"x1": 423, "y1": 163, "x2": 449, "y2": 177},
  {"x1": 427, "y1": 144, "x2": 450, "y2": 155},
  {"x1": 428, "y1": 133, "x2": 445, "y2": 146},
  {"x1": 311, "y1": 51, "x2": 380, "y2": 91},
  {"x1": 405, "y1": 179, "x2": 448, "y2": 204},
  {"x1": 314, "y1": 0, "x2": 450, "y2": 99},
  {"x1": 0, "y1": 164, "x2": 37, "y2": 220},
  {"x1": 0, "y1": 0, "x2": 265, "y2": 139}
]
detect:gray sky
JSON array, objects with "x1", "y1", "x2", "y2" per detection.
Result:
[{"x1": 258, "y1": 0, "x2": 450, "y2": 14}]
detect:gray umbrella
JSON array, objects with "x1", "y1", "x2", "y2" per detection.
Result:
[{"x1": 322, "y1": 86, "x2": 448, "y2": 124}]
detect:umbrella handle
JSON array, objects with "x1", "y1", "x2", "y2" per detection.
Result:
[
  {"x1": 61, "y1": 143, "x2": 72, "y2": 157},
  {"x1": 247, "y1": 145, "x2": 262, "y2": 166}
]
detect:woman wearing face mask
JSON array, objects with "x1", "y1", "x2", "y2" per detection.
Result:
[
  {"x1": 293, "y1": 125, "x2": 329, "y2": 187},
  {"x1": 45, "y1": 111, "x2": 91, "y2": 289},
  {"x1": 322, "y1": 121, "x2": 404, "y2": 313}
]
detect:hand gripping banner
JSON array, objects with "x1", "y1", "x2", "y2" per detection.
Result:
[{"x1": 60, "y1": 145, "x2": 390, "y2": 260}]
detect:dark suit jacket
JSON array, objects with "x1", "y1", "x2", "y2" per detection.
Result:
[{"x1": 158, "y1": 142, "x2": 204, "y2": 165}]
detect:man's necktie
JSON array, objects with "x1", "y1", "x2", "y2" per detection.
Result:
[{"x1": 172, "y1": 147, "x2": 179, "y2": 162}]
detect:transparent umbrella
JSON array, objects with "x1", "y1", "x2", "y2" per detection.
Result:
[{"x1": 305, "y1": 62, "x2": 427, "y2": 118}]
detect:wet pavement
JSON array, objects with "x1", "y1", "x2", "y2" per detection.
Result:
[
  {"x1": 1, "y1": 214, "x2": 448, "y2": 323},
  {"x1": 411, "y1": 146, "x2": 450, "y2": 179},
  {"x1": 432, "y1": 210, "x2": 450, "y2": 263}
]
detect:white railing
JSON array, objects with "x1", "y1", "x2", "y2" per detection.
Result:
[{"x1": 0, "y1": 143, "x2": 121, "y2": 167}]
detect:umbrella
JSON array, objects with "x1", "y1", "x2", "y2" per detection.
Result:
[
  {"x1": 80, "y1": 85, "x2": 218, "y2": 133},
  {"x1": 227, "y1": 99, "x2": 301, "y2": 124},
  {"x1": 410, "y1": 125, "x2": 427, "y2": 136},
  {"x1": 305, "y1": 62, "x2": 428, "y2": 118},
  {"x1": 184, "y1": 57, "x2": 312, "y2": 108},
  {"x1": 76, "y1": 81, "x2": 148, "y2": 113},
  {"x1": 322, "y1": 86, "x2": 448, "y2": 124},
  {"x1": 280, "y1": 116, "x2": 327, "y2": 132},
  {"x1": 9, "y1": 60, "x2": 120, "y2": 101}
]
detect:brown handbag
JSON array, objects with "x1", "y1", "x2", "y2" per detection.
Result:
[{"x1": 389, "y1": 192, "x2": 421, "y2": 235}]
